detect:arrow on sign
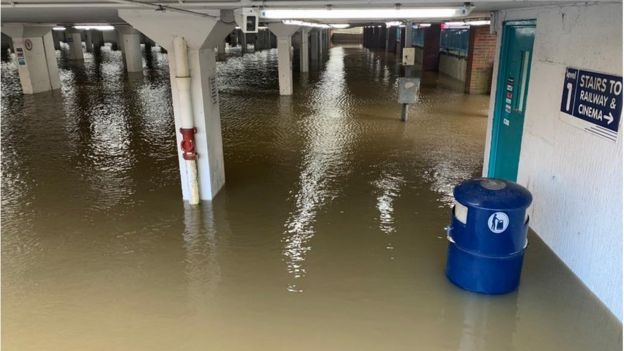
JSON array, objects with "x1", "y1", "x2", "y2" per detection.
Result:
[{"x1": 605, "y1": 112, "x2": 614, "y2": 125}]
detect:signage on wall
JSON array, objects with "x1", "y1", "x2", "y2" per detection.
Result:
[
  {"x1": 560, "y1": 67, "x2": 622, "y2": 142},
  {"x1": 15, "y1": 48, "x2": 26, "y2": 66},
  {"x1": 24, "y1": 39, "x2": 33, "y2": 51}
]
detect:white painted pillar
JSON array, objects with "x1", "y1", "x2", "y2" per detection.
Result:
[
  {"x1": 277, "y1": 37, "x2": 293, "y2": 95},
  {"x1": 1, "y1": 24, "x2": 61, "y2": 94},
  {"x1": 117, "y1": 25, "x2": 143, "y2": 72},
  {"x1": 119, "y1": 9, "x2": 234, "y2": 201},
  {"x1": 268, "y1": 23, "x2": 299, "y2": 96},
  {"x1": 299, "y1": 28, "x2": 309, "y2": 73},
  {"x1": 67, "y1": 28, "x2": 83, "y2": 60}
]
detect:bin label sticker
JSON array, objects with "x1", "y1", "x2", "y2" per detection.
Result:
[{"x1": 488, "y1": 212, "x2": 509, "y2": 233}]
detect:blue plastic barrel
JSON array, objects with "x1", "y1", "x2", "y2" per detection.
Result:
[{"x1": 445, "y1": 178, "x2": 532, "y2": 294}]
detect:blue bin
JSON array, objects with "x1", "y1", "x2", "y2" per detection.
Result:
[{"x1": 445, "y1": 178, "x2": 532, "y2": 294}]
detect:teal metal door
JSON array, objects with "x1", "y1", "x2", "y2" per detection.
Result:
[{"x1": 489, "y1": 21, "x2": 535, "y2": 181}]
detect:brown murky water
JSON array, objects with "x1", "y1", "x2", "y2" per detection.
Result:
[{"x1": 1, "y1": 44, "x2": 621, "y2": 350}]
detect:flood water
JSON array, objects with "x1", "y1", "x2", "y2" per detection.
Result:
[{"x1": 1, "y1": 44, "x2": 621, "y2": 350}]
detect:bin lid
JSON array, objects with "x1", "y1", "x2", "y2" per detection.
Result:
[{"x1": 454, "y1": 178, "x2": 532, "y2": 210}]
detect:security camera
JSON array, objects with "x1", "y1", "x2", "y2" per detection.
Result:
[{"x1": 236, "y1": 8, "x2": 259, "y2": 33}]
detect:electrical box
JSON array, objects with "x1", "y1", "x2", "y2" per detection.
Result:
[
  {"x1": 237, "y1": 8, "x2": 259, "y2": 33},
  {"x1": 398, "y1": 77, "x2": 420, "y2": 104},
  {"x1": 402, "y1": 47, "x2": 415, "y2": 66}
]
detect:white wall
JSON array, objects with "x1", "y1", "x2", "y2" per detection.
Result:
[
  {"x1": 439, "y1": 52, "x2": 467, "y2": 82},
  {"x1": 483, "y1": 2, "x2": 622, "y2": 320}
]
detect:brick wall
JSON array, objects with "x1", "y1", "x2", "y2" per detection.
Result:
[{"x1": 465, "y1": 25, "x2": 497, "y2": 94}]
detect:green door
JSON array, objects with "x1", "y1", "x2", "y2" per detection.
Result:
[{"x1": 488, "y1": 21, "x2": 535, "y2": 181}]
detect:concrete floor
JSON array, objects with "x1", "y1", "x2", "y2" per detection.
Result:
[{"x1": 1, "y1": 44, "x2": 621, "y2": 350}]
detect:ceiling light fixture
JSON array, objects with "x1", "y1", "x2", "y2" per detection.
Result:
[
  {"x1": 283, "y1": 19, "x2": 330, "y2": 28},
  {"x1": 261, "y1": 6, "x2": 473, "y2": 20},
  {"x1": 444, "y1": 20, "x2": 490, "y2": 27},
  {"x1": 73, "y1": 25, "x2": 115, "y2": 31},
  {"x1": 385, "y1": 21, "x2": 402, "y2": 27}
]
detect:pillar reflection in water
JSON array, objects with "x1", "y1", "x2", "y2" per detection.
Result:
[
  {"x1": 182, "y1": 203, "x2": 222, "y2": 309},
  {"x1": 373, "y1": 168, "x2": 405, "y2": 260},
  {"x1": 282, "y1": 47, "x2": 353, "y2": 293},
  {"x1": 60, "y1": 51, "x2": 137, "y2": 210}
]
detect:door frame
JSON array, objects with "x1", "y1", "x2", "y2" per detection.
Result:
[{"x1": 488, "y1": 19, "x2": 536, "y2": 179}]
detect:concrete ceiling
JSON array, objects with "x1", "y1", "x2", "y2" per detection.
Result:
[{"x1": 0, "y1": 1, "x2": 602, "y2": 25}]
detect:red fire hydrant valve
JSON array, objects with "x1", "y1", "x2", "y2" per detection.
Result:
[{"x1": 180, "y1": 127, "x2": 198, "y2": 160}]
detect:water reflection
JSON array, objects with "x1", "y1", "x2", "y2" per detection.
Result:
[
  {"x1": 282, "y1": 47, "x2": 353, "y2": 292},
  {"x1": 448, "y1": 294, "x2": 518, "y2": 351},
  {"x1": 372, "y1": 168, "x2": 405, "y2": 259},
  {"x1": 182, "y1": 203, "x2": 222, "y2": 308}
]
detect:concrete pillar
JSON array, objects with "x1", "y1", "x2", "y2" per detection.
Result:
[
  {"x1": 216, "y1": 40, "x2": 225, "y2": 60},
  {"x1": 90, "y1": 30, "x2": 104, "y2": 53},
  {"x1": 85, "y1": 30, "x2": 93, "y2": 53},
  {"x1": 404, "y1": 22, "x2": 413, "y2": 48},
  {"x1": 397, "y1": 27, "x2": 405, "y2": 57},
  {"x1": 318, "y1": 28, "x2": 325, "y2": 58},
  {"x1": 253, "y1": 30, "x2": 263, "y2": 50},
  {"x1": 119, "y1": 9, "x2": 234, "y2": 201},
  {"x1": 384, "y1": 27, "x2": 392, "y2": 52},
  {"x1": 116, "y1": 25, "x2": 143, "y2": 73},
  {"x1": 144, "y1": 38, "x2": 153, "y2": 54},
  {"x1": 254, "y1": 29, "x2": 263, "y2": 50},
  {"x1": 67, "y1": 28, "x2": 83, "y2": 60},
  {"x1": 387, "y1": 26, "x2": 397, "y2": 53},
  {"x1": 261, "y1": 29, "x2": 271, "y2": 50},
  {"x1": 268, "y1": 23, "x2": 299, "y2": 96},
  {"x1": 1, "y1": 24, "x2": 61, "y2": 94},
  {"x1": 102, "y1": 30, "x2": 118, "y2": 50},
  {"x1": 422, "y1": 24, "x2": 441, "y2": 71},
  {"x1": 115, "y1": 28, "x2": 125, "y2": 52},
  {"x1": 310, "y1": 29, "x2": 319, "y2": 62},
  {"x1": 51, "y1": 30, "x2": 63, "y2": 50},
  {"x1": 238, "y1": 30, "x2": 247, "y2": 54},
  {"x1": 465, "y1": 25, "x2": 497, "y2": 94},
  {"x1": 299, "y1": 28, "x2": 309, "y2": 73}
]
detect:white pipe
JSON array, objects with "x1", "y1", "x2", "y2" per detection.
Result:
[
  {"x1": 174, "y1": 36, "x2": 200, "y2": 205},
  {"x1": 174, "y1": 37, "x2": 193, "y2": 129}
]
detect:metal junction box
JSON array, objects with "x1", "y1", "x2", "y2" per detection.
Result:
[
  {"x1": 398, "y1": 77, "x2": 420, "y2": 104},
  {"x1": 402, "y1": 47, "x2": 415, "y2": 66}
]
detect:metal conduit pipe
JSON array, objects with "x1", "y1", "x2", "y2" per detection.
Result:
[{"x1": 173, "y1": 36, "x2": 201, "y2": 205}]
